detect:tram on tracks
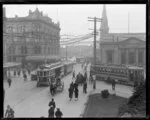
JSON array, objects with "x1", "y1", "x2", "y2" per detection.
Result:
[
  {"x1": 90, "y1": 64, "x2": 144, "y2": 86},
  {"x1": 35, "y1": 61, "x2": 75, "y2": 87}
]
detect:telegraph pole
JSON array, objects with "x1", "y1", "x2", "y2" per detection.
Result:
[
  {"x1": 88, "y1": 17, "x2": 102, "y2": 66},
  {"x1": 66, "y1": 45, "x2": 68, "y2": 60}
]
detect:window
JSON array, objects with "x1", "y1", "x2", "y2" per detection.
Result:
[
  {"x1": 106, "y1": 50, "x2": 113, "y2": 64},
  {"x1": 34, "y1": 46, "x2": 41, "y2": 54},
  {"x1": 21, "y1": 46, "x2": 27, "y2": 54}
]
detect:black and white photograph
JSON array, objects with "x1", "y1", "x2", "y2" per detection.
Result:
[{"x1": 3, "y1": 4, "x2": 146, "y2": 118}]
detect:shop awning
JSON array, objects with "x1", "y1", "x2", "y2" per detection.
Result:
[{"x1": 3, "y1": 62, "x2": 21, "y2": 69}]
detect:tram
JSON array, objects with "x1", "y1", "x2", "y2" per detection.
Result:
[
  {"x1": 90, "y1": 64, "x2": 144, "y2": 86},
  {"x1": 36, "y1": 62, "x2": 64, "y2": 86},
  {"x1": 36, "y1": 61, "x2": 75, "y2": 87},
  {"x1": 63, "y1": 61, "x2": 75, "y2": 76}
]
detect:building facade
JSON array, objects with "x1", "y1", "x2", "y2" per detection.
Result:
[
  {"x1": 3, "y1": 7, "x2": 61, "y2": 68},
  {"x1": 99, "y1": 5, "x2": 146, "y2": 68}
]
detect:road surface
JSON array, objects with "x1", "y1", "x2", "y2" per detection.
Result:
[{"x1": 4, "y1": 63, "x2": 133, "y2": 117}]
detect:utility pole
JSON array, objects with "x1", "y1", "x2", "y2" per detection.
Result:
[
  {"x1": 66, "y1": 45, "x2": 68, "y2": 60},
  {"x1": 44, "y1": 36, "x2": 47, "y2": 65},
  {"x1": 88, "y1": 17, "x2": 102, "y2": 66}
]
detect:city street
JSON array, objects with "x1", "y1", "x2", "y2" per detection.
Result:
[{"x1": 4, "y1": 63, "x2": 133, "y2": 117}]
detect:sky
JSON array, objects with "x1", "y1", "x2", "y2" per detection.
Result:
[{"x1": 4, "y1": 4, "x2": 146, "y2": 37}]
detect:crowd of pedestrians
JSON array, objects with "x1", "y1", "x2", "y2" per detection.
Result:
[
  {"x1": 68, "y1": 62, "x2": 89, "y2": 101},
  {"x1": 5, "y1": 68, "x2": 31, "y2": 88},
  {"x1": 48, "y1": 98, "x2": 63, "y2": 118}
]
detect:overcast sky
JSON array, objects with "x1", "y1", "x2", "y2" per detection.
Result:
[{"x1": 4, "y1": 4, "x2": 146, "y2": 36}]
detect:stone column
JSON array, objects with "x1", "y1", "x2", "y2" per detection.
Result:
[
  {"x1": 118, "y1": 48, "x2": 121, "y2": 64},
  {"x1": 135, "y1": 48, "x2": 138, "y2": 66},
  {"x1": 126, "y1": 49, "x2": 129, "y2": 65}
]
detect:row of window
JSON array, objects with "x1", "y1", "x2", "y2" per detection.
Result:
[
  {"x1": 7, "y1": 45, "x2": 59, "y2": 55},
  {"x1": 5, "y1": 36, "x2": 59, "y2": 44},
  {"x1": 92, "y1": 66, "x2": 144, "y2": 78},
  {"x1": 5, "y1": 22, "x2": 59, "y2": 36},
  {"x1": 94, "y1": 66, "x2": 128, "y2": 75}
]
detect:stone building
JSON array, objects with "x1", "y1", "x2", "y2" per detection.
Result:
[
  {"x1": 99, "y1": 5, "x2": 146, "y2": 68},
  {"x1": 3, "y1": 7, "x2": 61, "y2": 68}
]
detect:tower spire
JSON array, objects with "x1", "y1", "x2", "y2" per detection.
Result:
[{"x1": 100, "y1": 5, "x2": 109, "y2": 34}]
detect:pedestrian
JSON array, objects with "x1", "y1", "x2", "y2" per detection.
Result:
[
  {"x1": 5, "y1": 105, "x2": 15, "y2": 118},
  {"x1": 48, "y1": 106, "x2": 54, "y2": 118},
  {"x1": 93, "y1": 75, "x2": 96, "y2": 89},
  {"x1": 50, "y1": 83, "x2": 55, "y2": 96},
  {"x1": 49, "y1": 98, "x2": 56, "y2": 110},
  {"x1": 68, "y1": 86, "x2": 73, "y2": 101},
  {"x1": 23, "y1": 74, "x2": 27, "y2": 81},
  {"x1": 70, "y1": 82, "x2": 74, "y2": 91},
  {"x1": 55, "y1": 108, "x2": 63, "y2": 118},
  {"x1": 83, "y1": 82, "x2": 87, "y2": 93},
  {"x1": 14, "y1": 70, "x2": 16, "y2": 76},
  {"x1": 80, "y1": 74, "x2": 84, "y2": 86},
  {"x1": 74, "y1": 82, "x2": 78, "y2": 90},
  {"x1": 112, "y1": 79, "x2": 116, "y2": 91},
  {"x1": 74, "y1": 86, "x2": 79, "y2": 100},
  {"x1": 84, "y1": 72, "x2": 87, "y2": 82},
  {"x1": 7, "y1": 78, "x2": 12, "y2": 88},
  {"x1": 72, "y1": 71, "x2": 75, "y2": 79}
]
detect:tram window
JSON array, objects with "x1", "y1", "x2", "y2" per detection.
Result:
[
  {"x1": 40, "y1": 72, "x2": 43, "y2": 76},
  {"x1": 44, "y1": 71, "x2": 46, "y2": 76},
  {"x1": 43, "y1": 77, "x2": 47, "y2": 81}
]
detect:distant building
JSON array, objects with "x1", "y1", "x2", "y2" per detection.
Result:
[
  {"x1": 3, "y1": 7, "x2": 61, "y2": 68},
  {"x1": 60, "y1": 45, "x2": 100, "y2": 59},
  {"x1": 99, "y1": 5, "x2": 146, "y2": 68}
]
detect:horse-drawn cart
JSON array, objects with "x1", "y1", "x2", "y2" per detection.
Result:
[{"x1": 49, "y1": 77, "x2": 64, "y2": 96}]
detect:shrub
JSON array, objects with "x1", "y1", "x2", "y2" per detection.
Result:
[
  {"x1": 118, "y1": 81, "x2": 146, "y2": 117},
  {"x1": 101, "y1": 89, "x2": 110, "y2": 98}
]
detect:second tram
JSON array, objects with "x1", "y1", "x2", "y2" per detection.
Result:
[{"x1": 90, "y1": 64, "x2": 144, "y2": 86}]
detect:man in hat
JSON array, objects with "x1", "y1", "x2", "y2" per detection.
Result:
[
  {"x1": 5, "y1": 105, "x2": 14, "y2": 118},
  {"x1": 7, "y1": 77, "x2": 12, "y2": 88},
  {"x1": 55, "y1": 108, "x2": 63, "y2": 118},
  {"x1": 48, "y1": 105, "x2": 54, "y2": 118},
  {"x1": 49, "y1": 98, "x2": 56, "y2": 110}
]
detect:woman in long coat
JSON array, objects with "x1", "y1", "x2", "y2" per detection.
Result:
[
  {"x1": 68, "y1": 86, "x2": 73, "y2": 101},
  {"x1": 74, "y1": 87, "x2": 79, "y2": 100}
]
